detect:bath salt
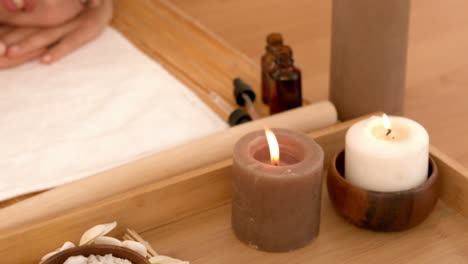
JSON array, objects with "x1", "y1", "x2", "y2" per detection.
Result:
[{"x1": 63, "y1": 254, "x2": 132, "y2": 264}]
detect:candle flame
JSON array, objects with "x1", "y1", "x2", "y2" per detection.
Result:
[
  {"x1": 264, "y1": 127, "x2": 280, "y2": 166},
  {"x1": 382, "y1": 114, "x2": 392, "y2": 130}
]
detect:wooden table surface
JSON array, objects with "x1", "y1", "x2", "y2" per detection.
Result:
[{"x1": 169, "y1": 0, "x2": 468, "y2": 168}]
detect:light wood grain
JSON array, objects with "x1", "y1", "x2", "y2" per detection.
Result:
[
  {"x1": 168, "y1": 0, "x2": 332, "y2": 103},
  {"x1": 111, "y1": 0, "x2": 268, "y2": 120},
  {"x1": 430, "y1": 145, "x2": 468, "y2": 221},
  {"x1": 1, "y1": 113, "x2": 467, "y2": 263},
  {"x1": 168, "y1": 0, "x2": 468, "y2": 170},
  {"x1": 0, "y1": 192, "x2": 42, "y2": 209},
  {"x1": 142, "y1": 201, "x2": 468, "y2": 264}
]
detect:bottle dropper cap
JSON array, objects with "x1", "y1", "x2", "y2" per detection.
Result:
[
  {"x1": 233, "y1": 78, "x2": 256, "y2": 106},
  {"x1": 266, "y1": 33, "x2": 283, "y2": 47},
  {"x1": 228, "y1": 109, "x2": 252, "y2": 126},
  {"x1": 275, "y1": 45, "x2": 294, "y2": 65}
]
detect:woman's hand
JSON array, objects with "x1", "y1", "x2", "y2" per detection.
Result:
[
  {"x1": 0, "y1": 25, "x2": 43, "y2": 69},
  {"x1": 0, "y1": 47, "x2": 46, "y2": 69},
  {"x1": 0, "y1": 0, "x2": 112, "y2": 68}
]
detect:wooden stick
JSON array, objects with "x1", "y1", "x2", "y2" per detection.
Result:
[{"x1": 122, "y1": 234, "x2": 132, "y2": 241}]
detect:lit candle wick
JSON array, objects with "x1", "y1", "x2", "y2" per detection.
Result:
[
  {"x1": 386, "y1": 129, "x2": 392, "y2": 136},
  {"x1": 265, "y1": 127, "x2": 280, "y2": 166}
]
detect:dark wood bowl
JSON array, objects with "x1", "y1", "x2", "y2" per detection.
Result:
[
  {"x1": 327, "y1": 150, "x2": 440, "y2": 232},
  {"x1": 41, "y1": 244, "x2": 150, "y2": 264}
]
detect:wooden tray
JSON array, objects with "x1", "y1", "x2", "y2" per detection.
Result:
[{"x1": 1, "y1": 114, "x2": 467, "y2": 263}]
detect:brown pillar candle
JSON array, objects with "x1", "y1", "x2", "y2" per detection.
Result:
[
  {"x1": 232, "y1": 128, "x2": 324, "y2": 252},
  {"x1": 329, "y1": 0, "x2": 410, "y2": 120}
]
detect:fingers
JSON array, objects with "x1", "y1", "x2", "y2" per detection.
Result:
[
  {"x1": 0, "y1": 26, "x2": 13, "y2": 56},
  {"x1": 0, "y1": 27, "x2": 39, "y2": 46},
  {"x1": 3, "y1": 0, "x2": 113, "y2": 65},
  {"x1": 6, "y1": 23, "x2": 76, "y2": 58},
  {"x1": 0, "y1": 48, "x2": 46, "y2": 69},
  {"x1": 40, "y1": 25, "x2": 99, "y2": 64},
  {"x1": 41, "y1": 0, "x2": 112, "y2": 64}
]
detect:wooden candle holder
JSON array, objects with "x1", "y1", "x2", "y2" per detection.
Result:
[
  {"x1": 327, "y1": 151, "x2": 440, "y2": 232},
  {"x1": 42, "y1": 245, "x2": 150, "y2": 264}
]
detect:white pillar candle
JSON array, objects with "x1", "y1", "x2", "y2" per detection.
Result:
[{"x1": 345, "y1": 115, "x2": 429, "y2": 192}]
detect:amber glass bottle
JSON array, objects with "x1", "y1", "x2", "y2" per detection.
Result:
[
  {"x1": 261, "y1": 33, "x2": 283, "y2": 104},
  {"x1": 269, "y1": 46, "x2": 302, "y2": 114}
]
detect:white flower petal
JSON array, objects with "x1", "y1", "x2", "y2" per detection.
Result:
[
  {"x1": 79, "y1": 222, "x2": 117, "y2": 246},
  {"x1": 94, "y1": 236, "x2": 122, "y2": 247},
  {"x1": 39, "y1": 241, "x2": 76, "y2": 264},
  {"x1": 60, "y1": 241, "x2": 75, "y2": 251},
  {"x1": 122, "y1": 240, "x2": 147, "y2": 257}
]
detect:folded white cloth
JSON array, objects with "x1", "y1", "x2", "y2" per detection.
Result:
[{"x1": 0, "y1": 28, "x2": 227, "y2": 202}]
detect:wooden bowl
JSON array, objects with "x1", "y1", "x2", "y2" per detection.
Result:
[
  {"x1": 41, "y1": 245, "x2": 150, "y2": 264},
  {"x1": 327, "y1": 150, "x2": 440, "y2": 232}
]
